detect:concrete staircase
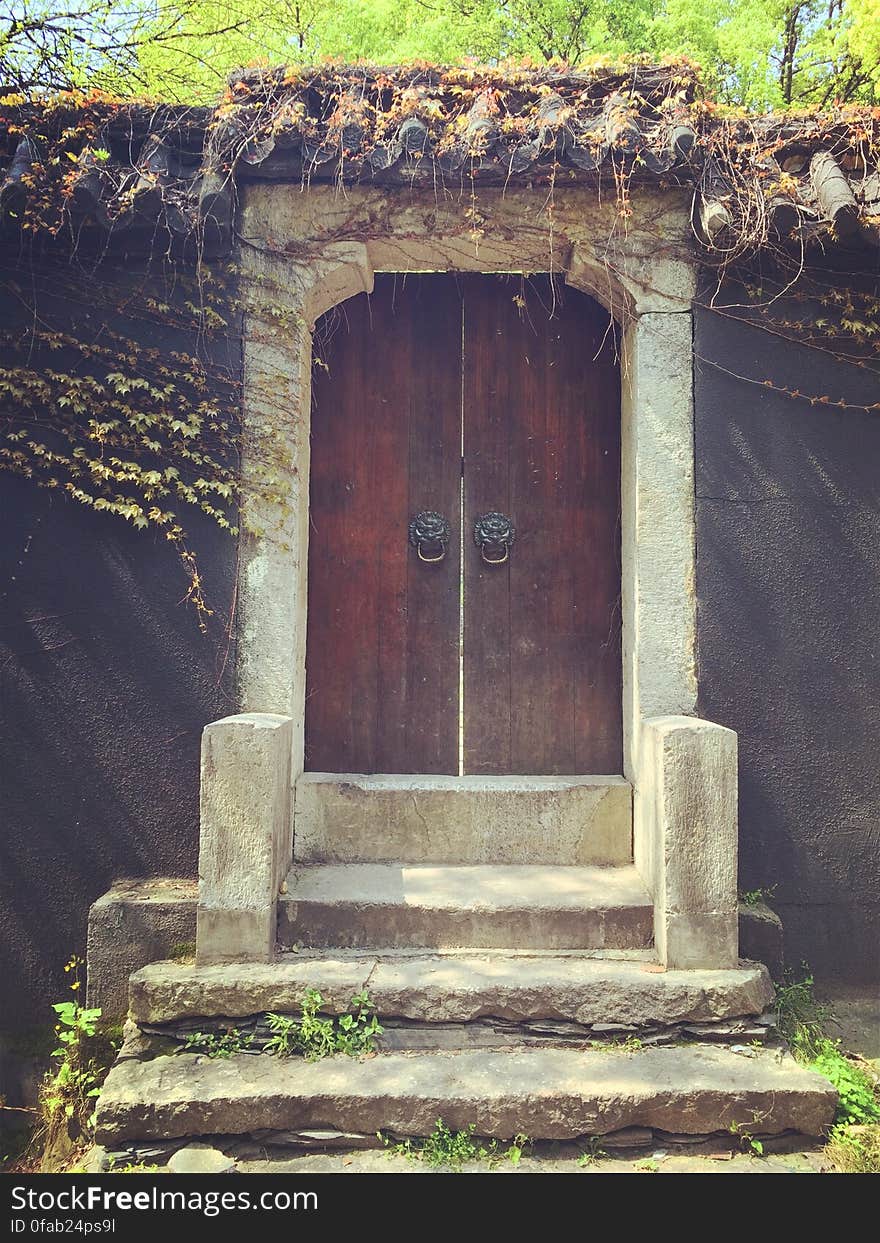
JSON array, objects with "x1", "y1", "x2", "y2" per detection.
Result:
[{"x1": 93, "y1": 771, "x2": 839, "y2": 1160}]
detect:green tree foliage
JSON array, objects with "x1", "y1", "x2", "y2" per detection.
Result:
[
  {"x1": 2, "y1": 1, "x2": 877, "y2": 104},
  {"x1": 645, "y1": 0, "x2": 880, "y2": 107},
  {"x1": 0, "y1": 1, "x2": 260, "y2": 93},
  {"x1": 847, "y1": 0, "x2": 880, "y2": 83}
]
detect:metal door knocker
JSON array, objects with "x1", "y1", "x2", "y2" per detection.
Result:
[
  {"x1": 409, "y1": 511, "x2": 451, "y2": 563},
  {"x1": 474, "y1": 512, "x2": 515, "y2": 565}
]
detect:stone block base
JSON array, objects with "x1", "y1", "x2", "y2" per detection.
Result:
[{"x1": 86, "y1": 879, "x2": 196, "y2": 1021}]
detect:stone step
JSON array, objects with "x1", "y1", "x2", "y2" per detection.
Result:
[
  {"x1": 279, "y1": 863, "x2": 653, "y2": 951},
  {"x1": 129, "y1": 954, "x2": 773, "y2": 1028},
  {"x1": 294, "y1": 773, "x2": 632, "y2": 865},
  {"x1": 95, "y1": 1044, "x2": 837, "y2": 1147}
]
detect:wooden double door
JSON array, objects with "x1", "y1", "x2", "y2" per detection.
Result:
[{"x1": 306, "y1": 274, "x2": 621, "y2": 776}]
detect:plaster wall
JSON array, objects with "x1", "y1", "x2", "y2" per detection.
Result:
[
  {"x1": 0, "y1": 255, "x2": 239, "y2": 1069},
  {"x1": 695, "y1": 293, "x2": 880, "y2": 981}
]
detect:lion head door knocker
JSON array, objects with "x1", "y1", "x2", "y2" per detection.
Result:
[
  {"x1": 473, "y1": 511, "x2": 515, "y2": 565},
  {"x1": 409, "y1": 510, "x2": 451, "y2": 564}
]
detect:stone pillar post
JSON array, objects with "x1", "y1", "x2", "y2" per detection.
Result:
[
  {"x1": 644, "y1": 715, "x2": 739, "y2": 969},
  {"x1": 621, "y1": 309, "x2": 698, "y2": 781},
  {"x1": 237, "y1": 303, "x2": 312, "y2": 748},
  {"x1": 196, "y1": 713, "x2": 293, "y2": 965}
]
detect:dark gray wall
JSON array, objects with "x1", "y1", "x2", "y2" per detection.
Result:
[
  {"x1": 0, "y1": 475, "x2": 236, "y2": 1037},
  {"x1": 695, "y1": 273, "x2": 880, "y2": 983},
  {"x1": 0, "y1": 252, "x2": 239, "y2": 1055}
]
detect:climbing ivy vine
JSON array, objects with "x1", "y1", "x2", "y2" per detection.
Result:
[{"x1": 0, "y1": 256, "x2": 246, "y2": 626}]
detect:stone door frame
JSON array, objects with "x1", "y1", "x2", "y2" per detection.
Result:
[{"x1": 224, "y1": 182, "x2": 739, "y2": 970}]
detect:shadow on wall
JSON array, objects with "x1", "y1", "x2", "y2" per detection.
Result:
[
  {"x1": 695, "y1": 304, "x2": 880, "y2": 983},
  {"x1": 0, "y1": 474, "x2": 236, "y2": 1041}
]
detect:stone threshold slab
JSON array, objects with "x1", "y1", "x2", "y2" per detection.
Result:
[
  {"x1": 294, "y1": 773, "x2": 632, "y2": 866},
  {"x1": 95, "y1": 1044, "x2": 837, "y2": 1145},
  {"x1": 129, "y1": 955, "x2": 773, "y2": 1026}
]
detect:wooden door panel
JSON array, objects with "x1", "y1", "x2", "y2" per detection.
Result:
[
  {"x1": 463, "y1": 276, "x2": 622, "y2": 775},
  {"x1": 305, "y1": 274, "x2": 462, "y2": 774}
]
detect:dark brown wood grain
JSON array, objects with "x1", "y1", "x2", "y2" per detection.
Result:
[
  {"x1": 306, "y1": 272, "x2": 621, "y2": 776},
  {"x1": 463, "y1": 275, "x2": 622, "y2": 774},
  {"x1": 305, "y1": 274, "x2": 462, "y2": 773}
]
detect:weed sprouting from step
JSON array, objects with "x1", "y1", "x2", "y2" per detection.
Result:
[
  {"x1": 420, "y1": 1120, "x2": 487, "y2": 1169},
  {"x1": 775, "y1": 967, "x2": 833, "y2": 1060},
  {"x1": 265, "y1": 988, "x2": 382, "y2": 1061},
  {"x1": 588, "y1": 1035, "x2": 643, "y2": 1054},
  {"x1": 613, "y1": 1035, "x2": 643, "y2": 1053},
  {"x1": 335, "y1": 990, "x2": 383, "y2": 1057},
  {"x1": 728, "y1": 1111, "x2": 769, "y2": 1157},
  {"x1": 44, "y1": 965, "x2": 104, "y2": 1125},
  {"x1": 775, "y1": 966, "x2": 880, "y2": 1128},
  {"x1": 825, "y1": 1124, "x2": 880, "y2": 1173},
  {"x1": 265, "y1": 995, "x2": 333, "y2": 1061},
  {"x1": 773, "y1": 964, "x2": 880, "y2": 1172},
  {"x1": 183, "y1": 1029, "x2": 253, "y2": 1059},
  {"x1": 577, "y1": 1137, "x2": 606, "y2": 1167},
  {"x1": 106, "y1": 1157, "x2": 161, "y2": 1174},
  {"x1": 380, "y1": 1120, "x2": 528, "y2": 1170},
  {"x1": 738, "y1": 885, "x2": 778, "y2": 908},
  {"x1": 168, "y1": 942, "x2": 196, "y2": 964},
  {"x1": 35, "y1": 955, "x2": 122, "y2": 1171},
  {"x1": 506, "y1": 1133, "x2": 528, "y2": 1166},
  {"x1": 809, "y1": 1047, "x2": 879, "y2": 1126}
]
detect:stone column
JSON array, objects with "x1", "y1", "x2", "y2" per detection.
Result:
[
  {"x1": 621, "y1": 310, "x2": 699, "y2": 905},
  {"x1": 621, "y1": 310, "x2": 698, "y2": 775},
  {"x1": 236, "y1": 219, "x2": 373, "y2": 780},
  {"x1": 196, "y1": 713, "x2": 293, "y2": 964},
  {"x1": 644, "y1": 715, "x2": 739, "y2": 969},
  {"x1": 237, "y1": 288, "x2": 312, "y2": 747}
]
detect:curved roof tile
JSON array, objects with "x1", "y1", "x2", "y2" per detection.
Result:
[{"x1": 1, "y1": 63, "x2": 876, "y2": 258}]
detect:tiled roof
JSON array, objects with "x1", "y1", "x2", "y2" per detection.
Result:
[{"x1": 1, "y1": 63, "x2": 877, "y2": 258}]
